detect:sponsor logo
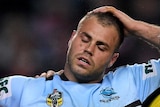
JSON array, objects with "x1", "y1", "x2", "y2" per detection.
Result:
[
  {"x1": 143, "y1": 61, "x2": 157, "y2": 80},
  {"x1": 0, "y1": 77, "x2": 12, "y2": 100},
  {"x1": 46, "y1": 89, "x2": 63, "y2": 107},
  {"x1": 99, "y1": 87, "x2": 120, "y2": 103}
]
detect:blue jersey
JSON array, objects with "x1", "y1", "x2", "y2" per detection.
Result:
[{"x1": 0, "y1": 59, "x2": 160, "y2": 107}]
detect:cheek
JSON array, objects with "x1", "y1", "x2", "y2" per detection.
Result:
[
  {"x1": 94, "y1": 53, "x2": 111, "y2": 68},
  {"x1": 72, "y1": 40, "x2": 85, "y2": 53},
  {"x1": 68, "y1": 41, "x2": 82, "y2": 58}
]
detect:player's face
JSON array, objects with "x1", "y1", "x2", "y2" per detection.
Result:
[{"x1": 65, "y1": 16, "x2": 119, "y2": 83}]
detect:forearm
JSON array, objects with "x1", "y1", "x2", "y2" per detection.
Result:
[
  {"x1": 133, "y1": 20, "x2": 160, "y2": 50},
  {"x1": 93, "y1": 6, "x2": 160, "y2": 51}
]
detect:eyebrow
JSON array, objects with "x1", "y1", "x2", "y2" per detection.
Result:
[
  {"x1": 80, "y1": 32, "x2": 91, "y2": 40},
  {"x1": 81, "y1": 32, "x2": 110, "y2": 49},
  {"x1": 96, "y1": 41, "x2": 110, "y2": 48}
]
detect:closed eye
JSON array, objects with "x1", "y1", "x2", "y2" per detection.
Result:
[
  {"x1": 80, "y1": 32, "x2": 91, "y2": 43},
  {"x1": 97, "y1": 42, "x2": 109, "y2": 51}
]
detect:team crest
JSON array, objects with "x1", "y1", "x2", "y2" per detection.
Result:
[
  {"x1": 100, "y1": 87, "x2": 120, "y2": 103},
  {"x1": 100, "y1": 87, "x2": 116, "y2": 98},
  {"x1": 46, "y1": 89, "x2": 63, "y2": 107}
]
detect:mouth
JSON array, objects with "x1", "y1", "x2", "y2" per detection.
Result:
[{"x1": 78, "y1": 57, "x2": 90, "y2": 65}]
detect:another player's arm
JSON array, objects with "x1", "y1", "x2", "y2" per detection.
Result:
[{"x1": 35, "y1": 70, "x2": 64, "y2": 78}]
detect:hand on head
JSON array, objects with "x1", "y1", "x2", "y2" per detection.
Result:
[{"x1": 92, "y1": 6, "x2": 137, "y2": 36}]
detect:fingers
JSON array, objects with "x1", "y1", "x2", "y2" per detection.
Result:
[
  {"x1": 35, "y1": 75, "x2": 40, "y2": 78},
  {"x1": 46, "y1": 70, "x2": 64, "y2": 77},
  {"x1": 35, "y1": 72, "x2": 47, "y2": 78},
  {"x1": 40, "y1": 72, "x2": 48, "y2": 77},
  {"x1": 92, "y1": 6, "x2": 135, "y2": 35},
  {"x1": 92, "y1": 6, "x2": 128, "y2": 21},
  {"x1": 92, "y1": 6, "x2": 116, "y2": 13},
  {"x1": 92, "y1": 6, "x2": 131, "y2": 22},
  {"x1": 46, "y1": 70, "x2": 55, "y2": 78},
  {"x1": 35, "y1": 70, "x2": 64, "y2": 78},
  {"x1": 35, "y1": 71, "x2": 53, "y2": 78},
  {"x1": 55, "y1": 70, "x2": 64, "y2": 75}
]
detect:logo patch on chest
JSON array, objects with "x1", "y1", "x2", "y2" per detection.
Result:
[
  {"x1": 99, "y1": 87, "x2": 120, "y2": 103},
  {"x1": 46, "y1": 89, "x2": 63, "y2": 107}
]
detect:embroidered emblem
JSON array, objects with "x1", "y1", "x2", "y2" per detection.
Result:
[
  {"x1": 100, "y1": 87, "x2": 120, "y2": 103},
  {"x1": 100, "y1": 87, "x2": 116, "y2": 97},
  {"x1": 46, "y1": 89, "x2": 63, "y2": 107}
]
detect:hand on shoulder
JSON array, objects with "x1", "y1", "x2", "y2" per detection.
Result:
[{"x1": 35, "y1": 70, "x2": 64, "y2": 78}]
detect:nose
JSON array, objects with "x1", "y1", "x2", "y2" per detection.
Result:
[{"x1": 84, "y1": 43, "x2": 95, "y2": 56}]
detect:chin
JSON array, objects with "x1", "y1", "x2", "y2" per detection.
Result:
[{"x1": 72, "y1": 71, "x2": 95, "y2": 83}]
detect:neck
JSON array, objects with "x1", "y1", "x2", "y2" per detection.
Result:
[{"x1": 63, "y1": 65, "x2": 103, "y2": 83}]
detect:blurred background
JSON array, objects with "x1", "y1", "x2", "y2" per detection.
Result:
[{"x1": 0, "y1": 0, "x2": 159, "y2": 77}]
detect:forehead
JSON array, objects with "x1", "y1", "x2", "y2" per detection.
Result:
[
  {"x1": 79, "y1": 16, "x2": 118, "y2": 31},
  {"x1": 78, "y1": 16, "x2": 119, "y2": 39},
  {"x1": 77, "y1": 16, "x2": 119, "y2": 50}
]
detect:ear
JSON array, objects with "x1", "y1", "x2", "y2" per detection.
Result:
[
  {"x1": 68, "y1": 30, "x2": 77, "y2": 46},
  {"x1": 108, "y1": 52, "x2": 119, "y2": 68}
]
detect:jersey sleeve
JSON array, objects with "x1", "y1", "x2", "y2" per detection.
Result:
[
  {"x1": 0, "y1": 75, "x2": 32, "y2": 107},
  {"x1": 130, "y1": 58, "x2": 160, "y2": 102}
]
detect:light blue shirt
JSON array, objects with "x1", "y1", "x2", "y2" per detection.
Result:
[{"x1": 0, "y1": 59, "x2": 160, "y2": 107}]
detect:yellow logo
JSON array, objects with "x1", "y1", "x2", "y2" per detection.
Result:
[{"x1": 46, "y1": 89, "x2": 63, "y2": 107}]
